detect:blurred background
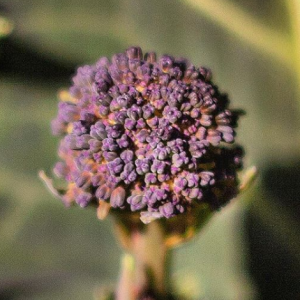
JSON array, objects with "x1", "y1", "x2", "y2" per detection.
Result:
[{"x1": 0, "y1": 0, "x2": 299, "y2": 299}]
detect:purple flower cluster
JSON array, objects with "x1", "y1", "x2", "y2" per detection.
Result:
[{"x1": 51, "y1": 47, "x2": 244, "y2": 223}]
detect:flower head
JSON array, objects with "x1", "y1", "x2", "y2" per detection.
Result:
[{"x1": 46, "y1": 46, "x2": 244, "y2": 223}]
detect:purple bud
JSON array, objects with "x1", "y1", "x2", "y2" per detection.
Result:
[
  {"x1": 207, "y1": 129, "x2": 221, "y2": 146},
  {"x1": 116, "y1": 95, "x2": 131, "y2": 108},
  {"x1": 201, "y1": 96, "x2": 217, "y2": 114},
  {"x1": 172, "y1": 152, "x2": 189, "y2": 168},
  {"x1": 72, "y1": 65, "x2": 95, "y2": 87},
  {"x1": 184, "y1": 65, "x2": 199, "y2": 81},
  {"x1": 200, "y1": 114, "x2": 212, "y2": 127},
  {"x1": 200, "y1": 171, "x2": 215, "y2": 186},
  {"x1": 64, "y1": 135, "x2": 78, "y2": 150},
  {"x1": 153, "y1": 99, "x2": 165, "y2": 110},
  {"x1": 115, "y1": 111, "x2": 128, "y2": 124},
  {"x1": 112, "y1": 53, "x2": 128, "y2": 70},
  {"x1": 79, "y1": 112, "x2": 96, "y2": 124},
  {"x1": 124, "y1": 119, "x2": 136, "y2": 130},
  {"x1": 163, "y1": 106, "x2": 182, "y2": 123},
  {"x1": 91, "y1": 174, "x2": 105, "y2": 187},
  {"x1": 136, "y1": 158, "x2": 150, "y2": 175},
  {"x1": 147, "y1": 116, "x2": 159, "y2": 129},
  {"x1": 103, "y1": 151, "x2": 118, "y2": 162},
  {"x1": 189, "y1": 92, "x2": 202, "y2": 108},
  {"x1": 136, "y1": 118, "x2": 146, "y2": 129},
  {"x1": 159, "y1": 55, "x2": 174, "y2": 72},
  {"x1": 110, "y1": 186, "x2": 126, "y2": 208},
  {"x1": 117, "y1": 134, "x2": 130, "y2": 148},
  {"x1": 186, "y1": 173, "x2": 199, "y2": 187},
  {"x1": 107, "y1": 124, "x2": 124, "y2": 139},
  {"x1": 127, "y1": 194, "x2": 145, "y2": 211},
  {"x1": 53, "y1": 162, "x2": 69, "y2": 178},
  {"x1": 142, "y1": 104, "x2": 155, "y2": 119},
  {"x1": 58, "y1": 102, "x2": 79, "y2": 123},
  {"x1": 128, "y1": 59, "x2": 141, "y2": 72},
  {"x1": 171, "y1": 166, "x2": 180, "y2": 175},
  {"x1": 109, "y1": 64, "x2": 123, "y2": 83},
  {"x1": 127, "y1": 105, "x2": 142, "y2": 120},
  {"x1": 90, "y1": 121, "x2": 107, "y2": 140},
  {"x1": 144, "y1": 52, "x2": 157, "y2": 63},
  {"x1": 217, "y1": 125, "x2": 234, "y2": 143},
  {"x1": 76, "y1": 134, "x2": 91, "y2": 149},
  {"x1": 188, "y1": 188, "x2": 202, "y2": 199},
  {"x1": 181, "y1": 102, "x2": 192, "y2": 112},
  {"x1": 96, "y1": 57, "x2": 110, "y2": 68},
  {"x1": 174, "y1": 177, "x2": 187, "y2": 192},
  {"x1": 215, "y1": 111, "x2": 232, "y2": 126},
  {"x1": 96, "y1": 185, "x2": 111, "y2": 200},
  {"x1": 75, "y1": 172, "x2": 90, "y2": 189},
  {"x1": 89, "y1": 139, "x2": 102, "y2": 153},
  {"x1": 153, "y1": 147, "x2": 170, "y2": 160},
  {"x1": 159, "y1": 202, "x2": 174, "y2": 218},
  {"x1": 110, "y1": 99, "x2": 121, "y2": 111},
  {"x1": 151, "y1": 160, "x2": 167, "y2": 174},
  {"x1": 145, "y1": 173, "x2": 157, "y2": 185},
  {"x1": 51, "y1": 118, "x2": 67, "y2": 136},
  {"x1": 126, "y1": 47, "x2": 143, "y2": 60},
  {"x1": 136, "y1": 64, "x2": 151, "y2": 82},
  {"x1": 75, "y1": 192, "x2": 92, "y2": 208},
  {"x1": 136, "y1": 129, "x2": 149, "y2": 143},
  {"x1": 72, "y1": 121, "x2": 88, "y2": 135},
  {"x1": 189, "y1": 140, "x2": 208, "y2": 158},
  {"x1": 195, "y1": 127, "x2": 206, "y2": 140},
  {"x1": 102, "y1": 138, "x2": 119, "y2": 151},
  {"x1": 199, "y1": 67, "x2": 212, "y2": 81},
  {"x1": 120, "y1": 150, "x2": 134, "y2": 163},
  {"x1": 125, "y1": 170, "x2": 137, "y2": 184},
  {"x1": 108, "y1": 158, "x2": 124, "y2": 174},
  {"x1": 157, "y1": 174, "x2": 170, "y2": 182},
  {"x1": 99, "y1": 105, "x2": 110, "y2": 116}
]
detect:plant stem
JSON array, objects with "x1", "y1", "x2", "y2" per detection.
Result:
[
  {"x1": 112, "y1": 203, "x2": 213, "y2": 299},
  {"x1": 115, "y1": 221, "x2": 170, "y2": 300}
]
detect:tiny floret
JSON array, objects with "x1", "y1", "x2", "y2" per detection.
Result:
[{"x1": 48, "y1": 46, "x2": 244, "y2": 223}]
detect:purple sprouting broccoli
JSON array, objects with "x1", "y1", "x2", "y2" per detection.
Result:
[{"x1": 46, "y1": 46, "x2": 244, "y2": 223}]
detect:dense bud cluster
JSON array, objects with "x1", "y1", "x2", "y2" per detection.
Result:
[{"x1": 51, "y1": 46, "x2": 244, "y2": 223}]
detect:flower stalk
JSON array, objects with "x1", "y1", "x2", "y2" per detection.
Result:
[
  {"x1": 115, "y1": 220, "x2": 170, "y2": 300},
  {"x1": 112, "y1": 203, "x2": 214, "y2": 300}
]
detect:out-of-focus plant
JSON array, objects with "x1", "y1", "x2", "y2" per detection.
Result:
[
  {"x1": 181, "y1": 0, "x2": 292, "y2": 66},
  {"x1": 287, "y1": 0, "x2": 300, "y2": 101},
  {"x1": 0, "y1": 16, "x2": 13, "y2": 38}
]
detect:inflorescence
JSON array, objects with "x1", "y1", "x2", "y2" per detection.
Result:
[{"x1": 50, "y1": 46, "x2": 244, "y2": 223}]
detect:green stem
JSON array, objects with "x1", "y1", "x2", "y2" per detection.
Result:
[
  {"x1": 113, "y1": 203, "x2": 213, "y2": 299},
  {"x1": 115, "y1": 221, "x2": 170, "y2": 300}
]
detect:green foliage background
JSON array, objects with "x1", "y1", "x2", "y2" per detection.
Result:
[{"x1": 0, "y1": 0, "x2": 299, "y2": 299}]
